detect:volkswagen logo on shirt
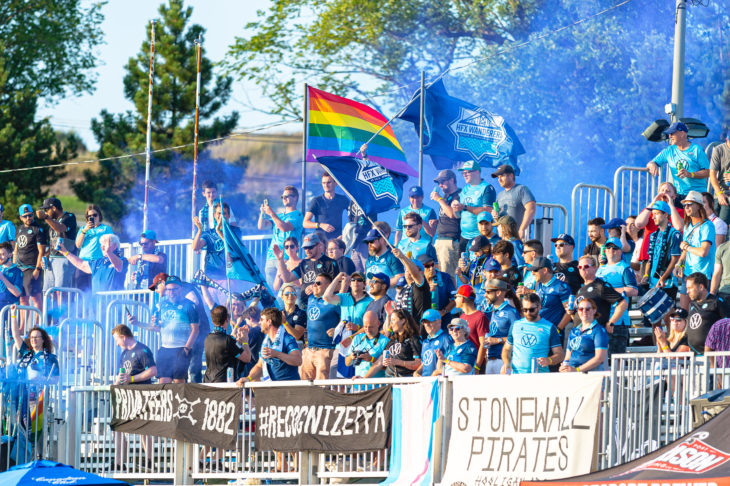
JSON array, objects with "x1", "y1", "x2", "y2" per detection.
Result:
[
  {"x1": 17, "y1": 235, "x2": 27, "y2": 248},
  {"x1": 162, "y1": 309, "x2": 178, "y2": 322},
  {"x1": 214, "y1": 239, "x2": 224, "y2": 252},
  {"x1": 422, "y1": 350, "x2": 434, "y2": 366},
  {"x1": 689, "y1": 313, "x2": 703, "y2": 330},
  {"x1": 570, "y1": 337, "x2": 582, "y2": 351},
  {"x1": 308, "y1": 306, "x2": 321, "y2": 320},
  {"x1": 520, "y1": 333, "x2": 538, "y2": 347}
]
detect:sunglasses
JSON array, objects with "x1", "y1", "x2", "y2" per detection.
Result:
[
  {"x1": 448, "y1": 326, "x2": 464, "y2": 332},
  {"x1": 669, "y1": 316, "x2": 684, "y2": 321},
  {"x1": 282, "y1": 194, "x2": 296, "y2": 199},
  {"x1": 578, "y1": 264, "x2": 593, "y2": 270},
  {"x1": 314, "y1": 281, "x2": 326, "y2": 286},
  {"x1": 283, "y1": 291, "x2": 296, "y2": 296},
  {"x1": 403, "y1": 224, "x2": 418, "y2": 229},
  {"x1": 87, "y1": 213, "x2": 99, "y2": 217},
  {"x1": 604, "y1": 246, "x2": 620, "y2": 251},
  {"x1": 682, "y1": 203, "x2": 696, "y2": 208},
  {"x1": 367, "y1": 240, "x2": 379, "y2": 245},
  {"x1": 554, "y1": 243, "x2": 567, "y2": 248},
  {"x1": 303, "y1": 246, "x2": 317, "y2": 251},
  {"x1": 577, "y1": 307, "x2": 594, "y2": 312},
  {"x1": 424, "y1": 263, "x2": 435, "y2": 268},
  {"x1": 370, "y1": 279, "x2": 385, "y2": 285},
  {"x1": 351, "y1": 278, "x2": 364, "y2": 283},
  {"x1": 284, "y1": 244, "x2": 297, "y2": 250},
  {"x1": 523, "y1": 306, "x2": 539, "y2": 313},
  {"x1": 522, "y1": 249, "x2": 536, "y2": 254}
]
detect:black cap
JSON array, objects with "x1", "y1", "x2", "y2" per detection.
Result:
[
  {"x1": 469, "y1": 235, "x2": 490, "y2": 252},
  {"x1": 39, "y1": 197, "x2": 62, "y2": 210},
  {"x1": 669, "y1": 308, "x2": 688, "y2": 319},
  {"x1": 491, "y1": 164, "x2": 515, "y2": 178}
]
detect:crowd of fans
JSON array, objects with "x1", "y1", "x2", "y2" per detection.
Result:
[{"x1": 2, "y1": 123, "x2": 730, "y2": 387}]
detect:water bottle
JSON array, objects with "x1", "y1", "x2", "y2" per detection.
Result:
[
  {"x1": 42, "y1": 256, "x2": 49, "y2": 270},
  {"x1": 568, "y1": 295, "x2": 576, "y2": 312},
  {"x1": 54, "y1": 240, "x2": 62, "y2": 252},
  {"x1": 493, "y1": 202, "x2": 500, "y2": 214},
  {"x1": 227, "y1": 368, "x2": 234, "y2": 383}
]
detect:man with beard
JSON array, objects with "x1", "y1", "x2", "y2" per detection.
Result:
[
  {"x1": 396, "y1": 212, "x2": 437, "y2": 261},
  {"x1": 363, "y1": 228, "x2": 404, "y2": 288},
  {"x1": 276, "y1": 233, "x2": 338, "y2": 303},
  {"x1": 364, "y1": 272, "x2": 392, "y2": 325},
  {"x1": 552, "y1": 234, "x2": 583, "y2": 294},
  {"x1": 583, "y1": 217, "x2": 607, "y2": 265},
  {"x1": 36, "y1": 197, "x2": 77, "y2": 292},
  {"x1": 482, "y1": 279, "x2": 521, "y2": 374},
  {"x1": 301, "y1": 272, "x2": 339, "y2": 380},
  {"x1": 572, "y1": 255, "x2": 628, "y2": 335},
  {"x1": 684, "y1": 272, "x2": 729, "y2": 355},
  {"x1": 154, "y1": 276, "x2": 199, "y2": 384},
  {"x1": 421, "y1": 254, "x2": 455, "y2": 327},
  {"x1": 647, "y1": 122, "x2": 710, "y2": 198},
  {"x1": 394, "y1": 186, "x2": 437, "y2": 244},
  {"x1": 430, "y1": 169, "x2": 462, "y2": 275}
]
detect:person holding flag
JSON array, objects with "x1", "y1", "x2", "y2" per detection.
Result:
[
  {"x1": 450, "y1": 161, "x2": 496, "y2": 252},
  {"x1": 257, "y1": 185, "x2": 304, "y2": 288}
]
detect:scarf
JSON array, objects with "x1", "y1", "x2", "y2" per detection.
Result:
[{"x1": 647, "y1": 226, "x2": 676, "y2": 279}]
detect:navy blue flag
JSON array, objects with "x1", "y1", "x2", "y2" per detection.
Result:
[
  {"x1": 398, "y1": 79, "x2": 525, "y2": 173},
  {"x1": 222, "y1": 219, "x2": 267, "y2": 286},
  {"x1": 316, "y1": 156, "x2": 407, "y2": 215}
]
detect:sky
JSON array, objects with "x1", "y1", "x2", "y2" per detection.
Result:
[{"x1": 36, "y1": 0, "x2": 287, "y2": 150}]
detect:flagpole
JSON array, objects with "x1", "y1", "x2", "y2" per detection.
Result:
[
  {"x1": 302, "y1": 83, "x2": 308, "y2": 217},
  {"x1": 319, "y1": 165, "x2": 395, "y2": 252},
  {"x1": 418, "y1": 70, "x2": 425, "y2": 187},
  {"x1": 219, "y1": 193, "x2": 232, "y2": 312},
  {"x1": 142, "y1": 19, "x2": 156, "y2": 233},
  {"x1": 191, "y1": 35, "x2": 202, "y2": 238}
]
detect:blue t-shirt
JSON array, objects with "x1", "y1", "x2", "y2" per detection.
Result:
[
  {"x1": 78, "y1": 224, "x2": 114, "y2": 261},
  {"x1": 444, "y1": 340, "x2": 478, "y2": 375},
  {"x1": 90, "y1": 252, "x2": 128, "y2": 294},
  {"x1": 488, "y1": 301, "x2": 520, "y2": 358},
  {"x1": 306, "y1": 296, "x2": 339, "y2": 349},
  {"x1": 430, "y1": 270, "x2": 456, "y2": 318},
  {"x1": 510, "y1": 238, "x2": 525, "y2": 269},
  {"x1": 648, "y1": 226, "x2": 682, "y2": 288},
  {"x1": 337, "y1": 293, "x2": 373, "y2": 327},
  {"x1": 459, "y1": 181, "x2": 496, "y2": 239},
  {"x1": 508, "y1": 317, "x2": 562, "y2": 374},
  {"x1": 17, "y1": 343, "x2": 60, "y2": 382},
  {"x1": 0, "y1": 220, "x2": 16, "y2": 244},
  {"x1": 262, "y1": 330, "x2": 300, "y2": 381},
  {"x1": 596, "y1": 261, "x2": 637, "y2": 327},
  {"x1": 0, "y1": 263, "x2": 23, "y2": 306},
  {"x1": 395, "y1": 204, "x2": 437, "y2": 240},
  {"x1": 349, "y1": 333, "x2": 389, "y2": 377},
  {"x1": 421, "y1": 330, "x2": 453, "y2": 377},
  {"x1": 535, "y1": 276, "x2": 571, "y2": 327},
  {"x1": 683, "y1": 220, "x2": 716, "y2": 279},
  {"x1": 365, "y1": 250, "x2": 404, "y2": 280},
  {"x1": 396, "y1": 236, "x2": 437, "y2": 261},
  {"x1": 159, "y1": 298, "x2": 198, "y2": 348},
  {"x1": 266, "y1": 210, "x2": 304, "y2": 260},
  {"x1": 201, "y1": 226, "x2": 243, "y2": 278},
  {"x1": 567, "y1": 321, "x2": 609, "y2": 369},
  {"x1": 652, "y1": 143, "x2": 710, "y2": 195}
]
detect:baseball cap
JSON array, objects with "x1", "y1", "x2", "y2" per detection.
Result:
[
  {"x1": 434, "y1": 169, "x2": 456, "y2": 183},
  {"x1": 458, "y1": 160, "x2": 481, "y2": 172},
  {"x1": 449, "y1": 318, "x2": 469, "y2": 330},
  {"x1": 647, "y1": 200, "x2": 671, "y2": 214},
  {"x1": 491, "y1": 164, "x2": 515, "y2": 178},
  {"x1": 302, "y1": 233, "x2": 321, "y2": 248},
  {"x1": 529, "y1": 256, "x2": 553, "y2": 271},
  {"x1": 601, "y1": 217, "x2": 625, "y2": 230},
  {"x1": 18, "y1": 204, "x2": 32, "y2": 216},
  {"x1": 669, "y1": 308, "x2": 688, "y2": 319},
  {"x1": 452, "y1": 284, "x2": 476, "y2": 300},
  {"x1": 421, "y1": 309, "x2": 441, "y2": 322},
  {"x1": 664, "y1": 122, "x2": 688, "y2": 135},
  {"x1": 148, "y1": 272, "x2": 169, "y2": 290},
  {"x1": 140, "y1": 229, "x2": 157, "y2": 241},
  {"x1": 551, "y1": 234, "x2": 576, "y2": 246},
  {"x1": 681, "y1": 190, "x2": 704, "y2": 206},
  {"x1": 469, "y1": 235, "x2": 490, "y2": 252},
  {"x1": 409, "y1": 186, "x2": 424, "y2": 197},
  {"x1": 363, "y1": 228, "x2": 382, "y2": 243},
  {"x1": 417, "y1": 253, "x2": 436, "y2": 265},
  {"x1": 483, "y1": 278, "x2": 511, "y2": 291},
  {"x1": 165, "y1": 275, "x2": 183, "y2": 286},
  {"x1": 481, "y1": 257, "x2": 501, "y2": 273},
  {"x1": 366, "y1": 271, "x2": 390, "y2": 289},
  {"x1": 604, "y1": 237, "x2": 622, "y2": 249},
  {"x1": 39, "y1": 197, "x2": 62, "y2": 210},
  {"x1": 477, "y1": 211, "x2": 494, "y2": 223},
  {"x1": 395, "y1": 276, "x2": 407, "y2": 288}
]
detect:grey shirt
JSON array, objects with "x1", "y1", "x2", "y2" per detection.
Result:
[
  {"x1": 710, "y1": 143, "x2": 730, "y2": 194},
  {"x1": 496, "y1": 184, "x2": 536, "y2": 225},
  {"x1": 715, "y1": 240, "x2": 730, "y2": 295}
]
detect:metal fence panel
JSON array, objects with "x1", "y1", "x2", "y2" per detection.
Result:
[
  {"x1": 613, "y1": 166, "x2": 662, "y2": 221},
  {"x1": 43, "y1": 287, "x2": 86, "y2": 327},
  {"x1": 0, "y1": 305, "x2": 43, "y2": 365},
  {"x1": 570, "y1": 183, "x2": 615, "y2": 259}
]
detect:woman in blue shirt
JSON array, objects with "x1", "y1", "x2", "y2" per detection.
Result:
[
  {"x1": 10, "y1": 305, "x2": 59, "y2": 382},
  {"x1": 560, "y1": 297, "x2": 609, "y2": 373},
  {"x1": 435, "y1": 318, "x2": 477, "y2": 376}
]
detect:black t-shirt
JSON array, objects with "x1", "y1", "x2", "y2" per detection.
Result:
[
  {"x1": 203, "y1": 329, "x2": 241, "y2": 383},
  {"x1": 366, "y1": 295, "x2": 391, "y2": 326},
  {"x1": 285, "y1": 307, "x2": 307, "y2": 340},
  {"x1": 385, "y1": 336, "x2": 422, "y2": 377},
  {"x1": 583, "y1": 242, "x2": 607, "y2": 265},
  {"x1": 15, "y1": 223, "x2": 48, "y2": 266},
  {"x1": 236, "y1": 325, "x2": 265, "y2": 379},
  {"x1": 348, "y1": 202, "x2": 377, "y2": 246},
  {"x1": 336, "y1": 256, "x2": 357, "y2": 275},
  {"x1": 407, "y1": 278, "x2": 432, "y2": 323},
  {"x1": 293, "y1": 254, "x2": 338, "y2": 301},
  {"x1": 307, "y1": 193, "x2": 350, "y2": 239},
  {"x1": 574, "y1": 278, "x2": 624, "y2": 326},
  {"x1": 554, "y1": 261, "x2": 584, "y2": 294},
  {"x1": 48, "y1": 212, "x2": 78, "y2": 257},
  {"x1": 436, "y1": 188, "x2": 461, "y2": 239},
  {"x1": 687, "y1": 295, "x2": 730, "y2": 354},
  {"x1": 119, "y1": 341, "x2": 156, "y2": 384},
  {"x1": 499, "y1": 266, "x2": 522, "y2": 289}
]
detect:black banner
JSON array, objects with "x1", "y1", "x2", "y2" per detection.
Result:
[
  {"x1": 110, "y1": 384, "x2": 242, "y2": 450},
  {"x1": 254, "y1": 385, "x2": 392, "y2": 452}
]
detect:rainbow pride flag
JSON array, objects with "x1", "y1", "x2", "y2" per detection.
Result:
[{"x1": 306, "y1": 86, "x2": 417, "y2": 176}]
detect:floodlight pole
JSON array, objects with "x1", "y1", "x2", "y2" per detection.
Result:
[{"x1": 670, "y1": 0, "x2": 687, "y2": 123}]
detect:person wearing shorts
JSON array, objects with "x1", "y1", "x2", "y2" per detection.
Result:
[
  {"x1": 155, "y1": 276, "x2": 199, "y2": 383},
  {"x1": 14, "y1": 204, "x2": 47, "y2": 311}
]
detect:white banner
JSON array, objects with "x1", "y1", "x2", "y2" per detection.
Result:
[{"x1": 440, "y1": 373, "x2": 603, "y2": 486}]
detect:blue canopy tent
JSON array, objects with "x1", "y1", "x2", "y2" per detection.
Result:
[{"x1": 0, "y1": 460, "x2": 129, "y2": 486}]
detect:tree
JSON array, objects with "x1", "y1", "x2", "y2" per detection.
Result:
[
  {"x1": 72, "y1": 0, "x2": 240, "y2": 236},
  {"x1": 0, "y1": 0, "x2": 102, "y2": 223}
]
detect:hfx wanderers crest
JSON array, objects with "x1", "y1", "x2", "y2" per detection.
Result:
[
  {"x1": 355, "y1": 158, "x2": 398, "y2": 203},
  {"x1": 447, "y1": 107, "x2": 510, "y2": 162}
]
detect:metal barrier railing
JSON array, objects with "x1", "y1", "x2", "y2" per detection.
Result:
[
  {"x1": 0, "y1": 305, "x2": 43, "y2": 364},
  {"x1": 43, "y1": 287, "x2": 87, "y2": 328},
  {"x1": 102, "y1": 299, "x2": 154, "y2": 385},
  {"x1": 613, "y1": 166, "x2": 662, "y2": 221},
  {"x1": 532, "y1": 202, "x2": 569, "y2": 252},
  {"x1": 57, "y1": 319, "x2": 104, "y2": 389},
  {"x1": 570, "y1": 183, "x2": 615, "y2": 258}
]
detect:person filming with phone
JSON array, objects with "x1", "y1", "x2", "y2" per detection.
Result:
[{"x1": 74, "y1": 204, "x2": 113, "y2": 293}]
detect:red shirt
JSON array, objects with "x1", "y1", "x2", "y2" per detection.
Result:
[
  {"x1": 639, "y1": 207, "x2": 684, "y2": 261},
  {"x1": 461, "y1": 310, "x2": 489, "y2": 347}
]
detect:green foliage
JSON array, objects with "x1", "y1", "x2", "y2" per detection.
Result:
[{"x1": 72, "y1": 0, "x2": 240, "y2": 232}]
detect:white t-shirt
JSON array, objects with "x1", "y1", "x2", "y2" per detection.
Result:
[{"x1": 710, "y1": 214, "x2": 728, "y2": 237}]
